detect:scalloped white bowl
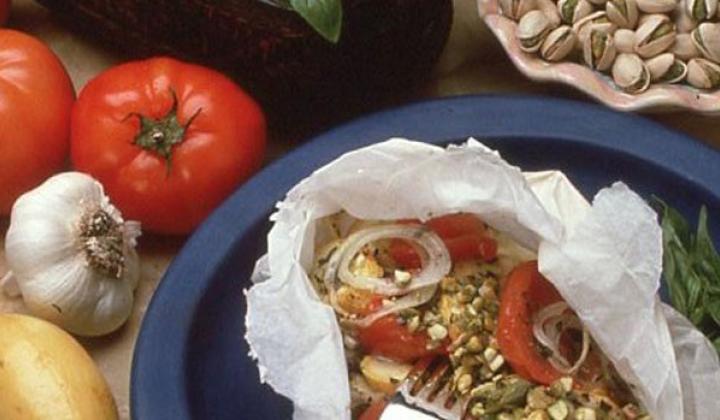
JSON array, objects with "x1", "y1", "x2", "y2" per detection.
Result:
[{"x1": 478, "y1": 0, "x2": 720, "y2": 114}]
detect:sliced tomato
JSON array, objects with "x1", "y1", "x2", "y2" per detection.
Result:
[
  {"x1": 390, "y1": 234, "x2": 497, "y2": 269},
  {"x1": 357, "y1": 316, "x2": 446, "y2": 364},
  {"x1": 358, "y1": 398, "x2": 388, "y2": 420},
  {"x1": 425, "y1": 213, "x2": 486, "y2": 238},
  {"x1": 496, "y1": 261, "x2": 564, "y2": 385}
]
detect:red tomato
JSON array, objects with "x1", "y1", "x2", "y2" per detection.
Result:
[
  {"x1": 390, "y1": 214, "x2": 497, "y2": 269},
  {"x1": 358, "y1": 398, "x2": 388, "y2": 420},
  {"x1": 357, "y1": 316, "x2": 446, "y2": 363},
  {"x1": 496, "y1": 261, "x2": 564, "y2": 385},
  {"x1": 425, "y1": 213, "x2": 486, "y2": 238},
  {"x1": 0, "y1": 29, "x2": 74, "y2": 214},
  {"x1": 71, "y1": 57, "x2": 266, "y2": 234}
]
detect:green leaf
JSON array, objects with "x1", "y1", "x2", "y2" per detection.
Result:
[
  {"x1": 290, "y1": 0, "x2": 343, "y2": 43},
  {"x1": 707, "y1": 298, "x2": 720, "y2": 326},
  {"x1": 695, "y1": 206, "x2": 720, "y2": 285}
]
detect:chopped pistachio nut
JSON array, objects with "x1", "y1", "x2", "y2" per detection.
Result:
[
  {"x1": 466, "y1": 335, "x2": 484, "y2": 352},
  {"x1": 471, "y1": 381, "x2": 497, "y2": 398},
  {"x1": 489, "y1": 354, "x2": 505, "y2": 372},
  {"x1": 407, "y1": 316, "x2": 421, "y2": 333},
  {"x1": 528, "y1": 410, "x2": 551, "y2": 420},
  {"x1": 483, "y1": 347, "x2": 498, "y2": 361},
  {"x1": 441, "y1": 276, "x2": 458, "y2": 292},
  {"x1": 574, "y1": 407, "x2": 597, "y2": 420},
  {"x1": 427, "y1": 323, "x2": 449, "y2": 341},
  {"x1": 457, "y1": 373, "x2": 473, "y2": 393},
  {"x1": 548, "y1": 400, "x2": 570, "y2": 420},
  {"x1": 527, "y1": 386, "x2": 555, "y2": 410},
  {"x1": 470, "y1": 402, "x2": 485, "y2": 417},
  {"x1": 549, "y1": 377, "x2": 574, "y2": 397},
  {"x1": 393, "y1": 269, "x2": 412, "y2": 287}
]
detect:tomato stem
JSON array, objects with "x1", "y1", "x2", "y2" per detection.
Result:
[{"x1": 129, "y1": 90, "x2": 202, "y2": 173}]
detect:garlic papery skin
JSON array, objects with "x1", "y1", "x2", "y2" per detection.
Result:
[{"x1": 3, "y1": 172, "x2": 141, "y2": 337}]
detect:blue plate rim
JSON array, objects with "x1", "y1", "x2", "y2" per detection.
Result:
[{"x1": 130, "y1": 93, "x2": 720, "y2": 419}]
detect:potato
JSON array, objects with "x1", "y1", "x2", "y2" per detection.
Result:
[
  {"x1": 0, "y1": 314, "x2": 118, "y2": 420},
  {"x1": 360, "y1": 355, "x2": 412, "y2": 394}
]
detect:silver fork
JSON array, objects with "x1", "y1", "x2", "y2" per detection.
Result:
[{"x1": 379, "y1": 357, "x2": 468, "y2": 420}]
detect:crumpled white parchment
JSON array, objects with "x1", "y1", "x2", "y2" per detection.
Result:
[{"x1": 245, "y1": 138, "x2": 720, "y2": 420}]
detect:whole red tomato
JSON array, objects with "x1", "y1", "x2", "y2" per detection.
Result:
[
  {"x1": 71, "y1": 57, "x2": 266, "y2": 234},
  {"x1": 0, "y1": 29, "x2": 74, "y2": 214}
]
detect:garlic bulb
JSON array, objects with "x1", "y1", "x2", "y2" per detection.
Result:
[{"x1": 2, "y1": 172, "x2": 141, "y2": 336}]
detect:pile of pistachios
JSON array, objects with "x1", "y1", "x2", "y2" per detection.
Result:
[{"x1": 503, "y1": 0, "x2": 720, "y2": 93}]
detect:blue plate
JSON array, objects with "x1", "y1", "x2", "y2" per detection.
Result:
[{"x1": 131, "y1": 95, "x2": 720, "y2": 419}]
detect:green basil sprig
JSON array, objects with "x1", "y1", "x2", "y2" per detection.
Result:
[
  {"x1": 271, "y1": 0, "x2": 342, "y2": 43},
  {"x1": 656, "y1": 198, "x2": 720, "y2": 355}
]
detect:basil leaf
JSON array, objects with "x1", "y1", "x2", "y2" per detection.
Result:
[{"x1": 290, "y1": 0, "x2": 342, "y2": 43}]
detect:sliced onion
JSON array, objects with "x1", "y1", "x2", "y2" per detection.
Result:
[
  {"x1": 329, "y1": 224, "x2": 451, "y2": 296},
  {"x1": 321, "y1": 223, "x2": 450, "y2": 326},
  {"x1": 532, "y1": 301, "x2": 591, "y2": 375}
]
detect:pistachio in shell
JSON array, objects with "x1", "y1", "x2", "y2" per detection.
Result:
[
  {"x1": 634, "y1": 14, "x2": 676, "y2": 58},
  {"x1": 517, "y1": 10, "x2": 553, "y2": 53},
  {"x1": 645, "y1": 53, "x2": 688, "y2": 82},
  {"x1": 614, "y1": 29, "x2": 636, "y2": 53},
  {"x1": 584, "y1": 29, "x2": 618, "y2": 71},
  {"x1": 637, "y1": 0, "x2": 677, "y2": 13},
  {"x1": 541, "y1": 25, "x2": 577, "y2": 60},
  {"x1": 558, "y1": 0, "x2": 594, "y2": 24},
  {"x1": 691, "y1": 23, "x2": 720, "y2": 63},
  {"x1": 573, "y1": 11, "x2": 618, "y2": 46},
  {"x1": 612, "y1": 53, "x2": 651, "y2": 92},
  {"x1": 686, "y1": 58, "x2": 720, "y2": 88},
  {"x1": 606, "y1": 0, "x2": 639, "y2": 29},
  {"x1": 536, "y1": 0, "x2": 563, "y2": 28},
  {"x1": 499, "y1": 0, "x2": 537, "y2": 20},
  {"x1": 685, "y1": 0, "x2": 718, "y2": 22},
  {"x1": 672, "y1": 33, "x2": 701, "y2": 60}
]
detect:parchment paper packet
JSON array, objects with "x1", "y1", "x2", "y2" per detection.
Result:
[{"x1": 245, "y1": 138, "x2": 720, "y2": 420}]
